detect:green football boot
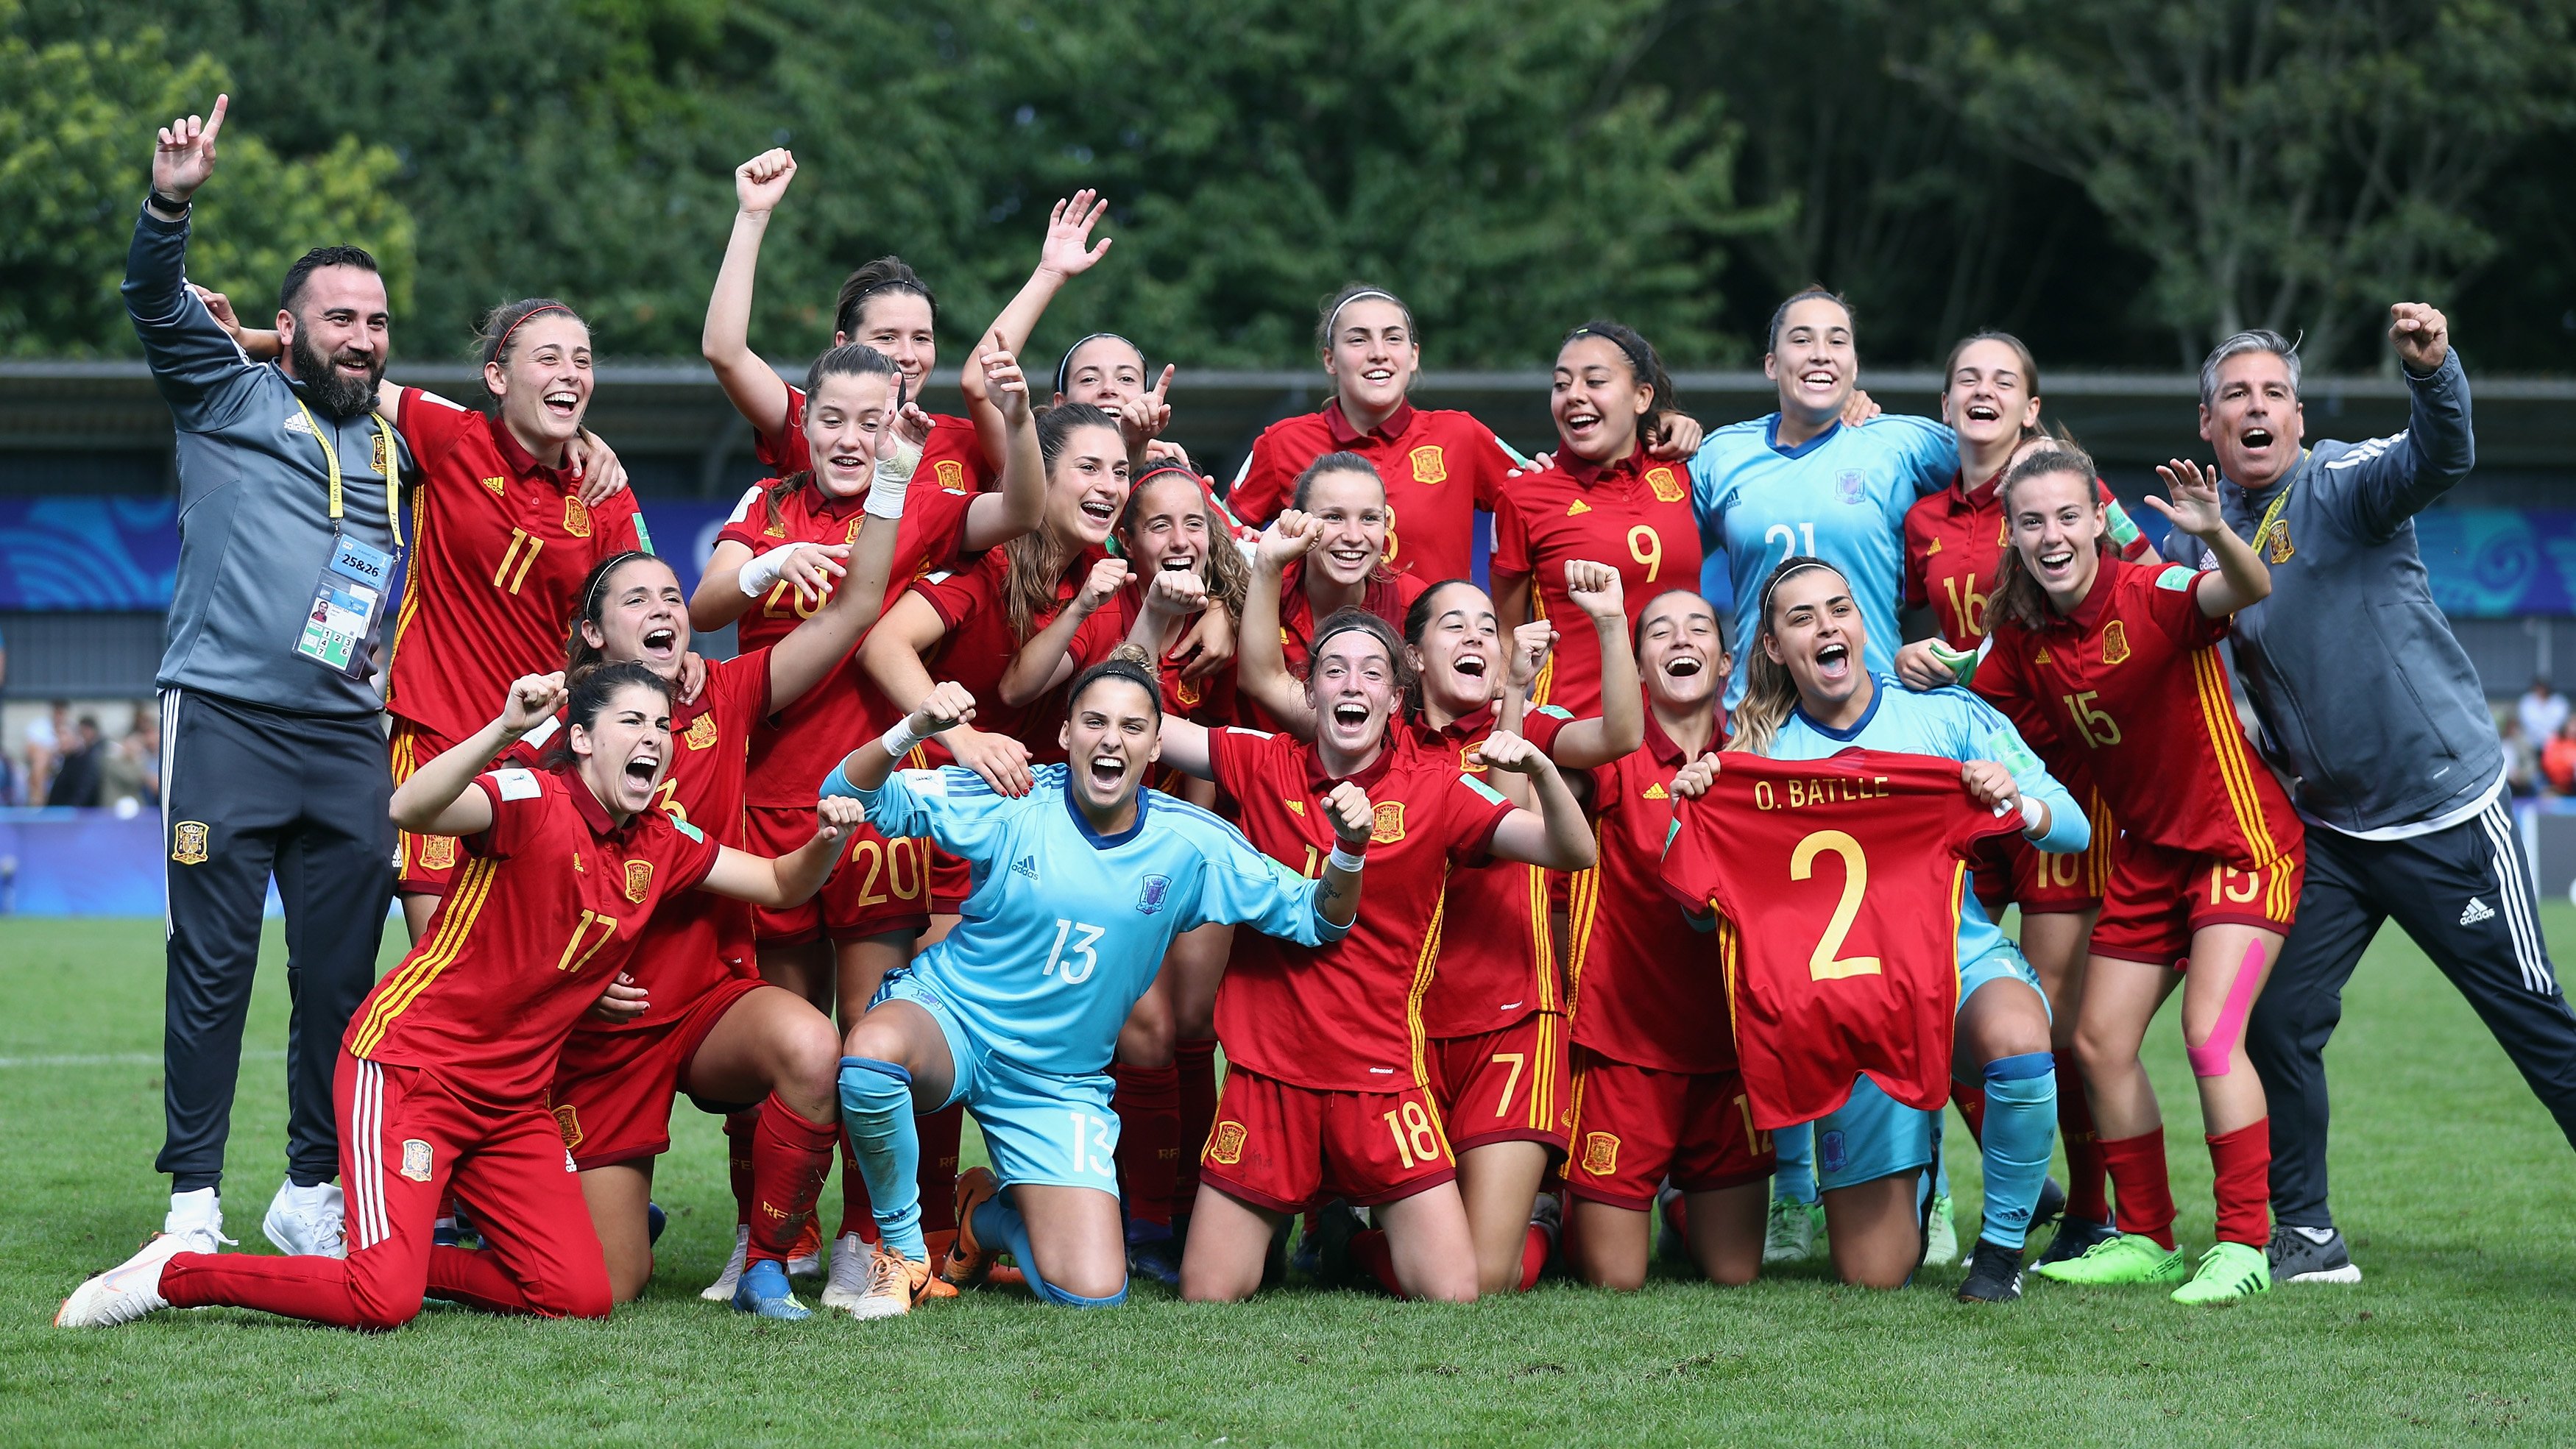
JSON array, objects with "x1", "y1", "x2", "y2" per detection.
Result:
[
  {"x1": 2030, "y1": 1231, "x2": 2186, "y2": 1286},
  {"x1": 2170, "y1": 1241, "x2": 2272, "y2": 1305}
]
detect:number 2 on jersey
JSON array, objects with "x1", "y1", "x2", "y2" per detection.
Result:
[
  {"x1": 1790, "y1": 829, "x2": 1880, "y2": 980},
  {"x1": 1044, "y1": 918, "x2": 1105, "y2": 985}
]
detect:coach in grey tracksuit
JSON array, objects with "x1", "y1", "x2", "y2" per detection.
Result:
[
  {"x1": 121, "y1": 99, "x2": 400, "y2": 1254},
  {"x1": 2165, "y1": 305, "x2": 2574, "y2": 1282}
]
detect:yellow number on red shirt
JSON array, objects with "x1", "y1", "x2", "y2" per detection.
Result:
[
  {"x1": 1382, "y1": 1099, "x2": 1443, "y2": 1169},
  {"x1": 2061, "y1": 690, "x2": 2122, "y2": 748},
  {"x1": 553, "y1": 909, "x2": 620, "y2": 974},
  {"x1": 494, "y1": 528, "x2": 543, "y2": 595},
  {"x1": 650, "y1": 778, "x2": 690, "y2": 829},
  {"x1": 1940, "y1": 572, "x2": 1989, "y2": 638},
  {"x1": 1790, "y1": 829, "x2": 1881, "y2": 981},
  {"x1": 1627, "y1": 525, "x2": 1664, "y2": 584}
]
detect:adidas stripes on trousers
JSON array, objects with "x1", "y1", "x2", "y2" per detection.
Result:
[{"x1": 2248, "y1": 794, "x2": 2576, "y2": 1229}]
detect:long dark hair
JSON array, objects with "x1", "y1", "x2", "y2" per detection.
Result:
[
  {"x1": 1002, "y1": 404, "x2": 1124, "y2": 641},
  {"x1": 835, "y1": 256, "x2": 937, "y2": 339},
  {"x1": 1560, "y1": 319, "x2": 1677, "y2": 447},
  {"x1": 542, "y1": 661, "x2": 673, "y2": 770},
  {"x1": 563, "y1": 550, "x2": 679, "y2": 677},
  {"x1": 474, "y1": 298, "x2": 587, "y2": 405},
  {"x1": 1988, "y1": 443, "x2": 2107, "y2": 631},
  {"x1": 1400, "y1": 578, "x2": 1487, "y2": 718},
  {"x1": 760, "y1": 344, "x2": 899, "y2": 534}
]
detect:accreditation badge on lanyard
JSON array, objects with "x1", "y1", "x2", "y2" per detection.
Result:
[{"x1": 290, "y1": 400, "x2": 404, "y2": 679}]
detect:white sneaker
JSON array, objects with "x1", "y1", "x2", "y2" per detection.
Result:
[
  {"x1": 1762, "y1": 1194, "x2": 1816, "y2": 1264},
  {"x1": 55, "y1": 1233, "x2": 193, "y2": 1326},
  {"x1": 818, "y1": 1232, "x2": 874, "y2": 1314},
  {"x1": 163, "y1": 1187, "x2": 234, "y2": 1254},
  {"x1": 788, "y1": 1237, "x2": 823, "y2": 1278},
  {"x1": 1924, "y1": 1192, "x2": 1960, "y2": 1266},
  {"x1": 263, "y1": 1180, "x2": 347, "y2": 1258},
  {"x1": 701, "y1": 1223, "x2": 751, "y2": 1302}
]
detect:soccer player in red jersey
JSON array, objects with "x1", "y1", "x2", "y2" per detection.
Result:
[
  {"x1": 1236, "y1": 454, "x2": 1427, "y2": 731},
  {"x1": 1972, "y1": 443, "x2": 2298, "y2": 1305},
  {"x1": 58, "y1": 667, "x2": 858, "y2": 1332},
  {"x1": 546, "y1": 517, "x2": 904, "y2": 1318},
  {"x1": 1239, "y1": 541, "x2": 1641, "y2": 1295},
  {"x1": 688, "y1": 341, "x2": 1041, "y2": 1299},
  {"x1": 1152, "y1": 612, "x2": 1598, "y2": 1303},
  {"x1": 1492, "y1": 322, "x2": 1703, "y2": 720},
  {"x1": 1558, "y1": 589, "x2": 1774, "y2": 1291}
]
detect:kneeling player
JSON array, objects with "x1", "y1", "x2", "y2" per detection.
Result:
[
  {"x1": 824, "y1": 659, "x2": 1362, "y2": 1315},
  {"x1": 59, "y1": 668, "x2": 857, "y2": 1331}
]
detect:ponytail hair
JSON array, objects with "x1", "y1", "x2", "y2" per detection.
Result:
[
  {"x1": 760, "y1": 344, "x2": 900, "y2": 534},
  {"x1": 542, "y1": 661, "x2": 673, "y2": 770},
  {"x1": 474, "y1": 298, "x2": 587, "y2": 403},
  {"x1": 1560, "y1": 319, "x2": 1677, "y2": 440},
  {"x1": 1727, "y1": 556, "x2": 1847, "y2": 758},
  {"x1": 1987, "y1": 442, "x2": 2106, "y2": 632}
]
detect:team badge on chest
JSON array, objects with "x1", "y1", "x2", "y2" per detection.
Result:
[
  {"x1": 2100, "y1": 620, "x2": 2131, "y2": 667},
  {"x1": 935, "y1": 458, "x2": 966, "y2": 492},
  {"x1": 624, "y1": 859, "x2": 654, "y2": 904},
  {"x1": 1646, "y1": 466, "x2": 1685, "y2": 503},
  {"x1": 1837, "y1": 470, "x2": 1867, "y2": 504},
  {"x1": 683, "y1": 713, "x2": 721, "y2": 751},
  {"x1": 2265, "y1": 521, "x2": 2296, "y2": 564},
  {"x1": 1370, "y1": 801, "x2": 1407, "y2": 845},
  {"x1": 562, "y1": 494, "x2": 592, "y2": 538},
  {"x1": 1137, "y1": 874, "x2": 1172, "y2": 914},
  {"x1": 1410, "y1": 444, "x2": 1447, "y2": 486}
]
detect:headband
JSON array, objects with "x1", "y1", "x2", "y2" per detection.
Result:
[
  {"x1": 1324, "y1": 289, "x2": 1404, "y2": 341},
  {"x1": 1567, "y1": 325, "x2": 1657, "y2": 394},
  {"x1": 1757, "y1": 559, "x2": 1840, "y2": 627},
  {"x1": 490, "y1": 302, "x2": 575, "y2": 366},
  {"x1": 1052, "y1": 332, "x2": 1139, "y2": 397}
]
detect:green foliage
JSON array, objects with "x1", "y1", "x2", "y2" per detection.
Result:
[{"x1": 0, "y1": 13, "x2": 413, "y2": 355}]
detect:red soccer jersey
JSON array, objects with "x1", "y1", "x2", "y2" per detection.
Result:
[
  {"x1": 383, "y1": 388, "x2": 645, "y2": 743},
  {"x1": 1975, "y1": 557, "x2": 2301, "y2": 871},
  {"x1": 1409, "y1": 701, "x2": 1571, "y2": 1038},
  {"x1": 346, "y1": 765, "x2": 722, "y2": 1108},
  {"x1": 1064, "y1": 589, "x2": 1239, "y2": 790},
  {"x1": 1903, "y1": 469, "x2": 2151, "y2": 651},
  {"x1": 1230, "y1": 401, "x2": 1519, "y2": 583},
  {"x1": 1211, "y1": 727, "x2": 1515, "y2": 1091},
  {"x1": 1660, "y1": 750, "x2": 2017, "y2": 1128},
  {"x1": 718, "y1": 476, "x2": 977, "y2": 807},
  {"x1": 756, "y1": 383, "x2": 997, "y2": 496},
  {"x1": 910, "y1": 547, "x2": 1100, "y2": 762},
  {"x1": 1567, "y1": 704, "x2": 1736, "y2": 1074},
  {"x1": 1489, "y1": 449, "x2": 1700, "y2": 718}
]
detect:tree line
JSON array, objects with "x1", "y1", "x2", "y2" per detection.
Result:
[{"x1": 7, "y1": 0, "x2": 2572, "y2": 373}]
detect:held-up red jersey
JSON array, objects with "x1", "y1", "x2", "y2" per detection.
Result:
[
  {"x1": 346, "y1": 766, "x2": 722, "y2": 1108},
  {"x1": 1568, "y1": 704, "x2": 1736, "y2": 1075},
  {"x1": 718, "y1": 478, "x2": 976, "y2": 807},
  {"x1": 1230, "y1": 400, "x2": 1520, "y2": 582},
  {"x1": 383, "y1": 388, "x2": 645, "y2": 744},
  {"x1": 1211, "y1": 727, "x2": 1515, "y2": 1091},
  {"x1": 1489, "y1": 450, "x2": 1700, "y2": 718},
  {"x1": 1660, "y1": 750, "x2": 2018, "y2": 1128},
  {"x1": 1409, "y1": 702, "x2": 1571, "y2": 1039},
  {"x1": 757, "y1": 383, "x2": 997, "y2": 496},
  {"x1": 1903, "y1": 469, "x2": 2150, "y2": 651},
  {"x1": 1975, "y1": 559, "x2": 2301, "y2": 871}
]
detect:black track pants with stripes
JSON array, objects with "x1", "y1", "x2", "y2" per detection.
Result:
[
  {"x1": 2248, "y1": 794, "x2": 2576, "y2": 1230},
  {"x1": 158, "y1": 688, "x2": 394, "y2": 1194}
]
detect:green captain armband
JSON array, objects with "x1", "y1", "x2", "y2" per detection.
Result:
[
  {"x1": 1928, "y1": 640, "x2": 1978, "y2": 686},
  {"x1": 2103, "y1": 497, "x2": 2141, "y2": 550}
]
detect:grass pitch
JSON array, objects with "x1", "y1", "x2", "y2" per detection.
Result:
[{"x1": 3, "y1": 910, "x2": 2572, "y2": 1446}]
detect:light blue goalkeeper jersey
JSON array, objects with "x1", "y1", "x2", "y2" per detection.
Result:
[
  {"x1": 823, "y1": 762, "x2": 1345, "y2": 1077},
  {"x1": 1762, "y1": 676, "x2": 2088, "y2": 968},
  {"x1": 1689, "y1": 413, "x2": 1957, "y2": 709}
]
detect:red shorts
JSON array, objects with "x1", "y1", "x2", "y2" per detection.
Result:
[
  {"x1": 1423, "y1": 1013, "x2": 1571, "y2": 1155},
  {"x1": 1972, "y1": 823, "x2": 2112, "y2": 917},
  {"x1": 389, "y1": 719, "x2": 467, "y2": 897},
  {"x1": 746, "y1": 804, "x2": 931, "y2": 946},
  {"x1": 548, "y1": 975, "x2": 768, "y2": 1169},
  {"x1": 1198, "y1": 1066, "x2": 1456, "y2": 1213},
  {"x1": 2090, "y1": 836, "x2": 2304, "y2": 968},
  {"x1": 1563, "y1": 1049, "x2": 1776, "y2": 1210},
  {"x1": 930, "y1": 846, "x2": 972, "y2": 915}
]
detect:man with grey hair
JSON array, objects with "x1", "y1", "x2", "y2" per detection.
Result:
[{"x1": 2162, "y1": 304, "x2": 2575, "y2": 1285}]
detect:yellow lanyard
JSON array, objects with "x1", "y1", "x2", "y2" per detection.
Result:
[
  {"x1": 294, "y1": 397, "x2": 403, "y2": 549},
  {"x1": 2250, "y1": 450, "x2": 2304, "y2": 556}
]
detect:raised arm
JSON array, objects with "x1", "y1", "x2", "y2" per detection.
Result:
[
  {"x1": 960, "y1": 335, "x2": 1047, "y2": 551},
  {"x1": 1239, "y1": 512, "x2": 1324, "y2": 736},
  {"x1": 697, "y1": 796, "x2": 863, "y2": 907},
  {"x1": 962, "y1": 191, "x2": 1111, "y2": 405},
  {"x1": 1548, "y1": 561, "x2": 1643, "y2": 768},
  {"x1": 389, "y1": 673, "x2": 565, "y2": 836},
  {"x1": 1478, "y1": 731, "x2": 1597, "y2": 872},
  {"x1": 2151, "y1": 459, "x2": 2271, "y2": 617},
  {"x1": 2346, "y1": 304, "x2": 2475, "y2": 539},
  {"x1": 126, "y1": 95, "x2": 263, "y2": 422},
  {"x1": 999, "y1": 557, "x2": 1126, "y2": 706},
  {"x1": 862, "y1": 591, "x2": 1034, "y2": 796},
  {"x1": 701, "y1": 150, "x2": 799, "y2": 439}
]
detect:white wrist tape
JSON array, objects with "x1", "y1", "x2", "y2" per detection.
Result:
[
  {"x1": 1328, "y1": 843, "x2": 1367, "y2": 874},
  {"x1": 880, "y1": 718, "x2": 926, "y2": 760},
  {"x1": 866, "y1": 433, "x2": 919, "y2": 519},
  {"x1": 738, "y1": 543, "x2": 802, "y2": 598},
  {"x1": 2019, "y1": 795, "x2": 2045, "y2": 832}
]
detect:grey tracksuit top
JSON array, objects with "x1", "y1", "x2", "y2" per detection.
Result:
[
  {"x1": 125, "y1": 202, "x2": 407, "y2": 720},
  {"x1": 2163, "y1": 351, "x2": 2496, "y2": 835}
]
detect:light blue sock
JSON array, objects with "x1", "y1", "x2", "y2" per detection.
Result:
[
  {"x1": 1933, "y1": 1125, "x2": 1952, "y2": 1201},
  {"x1": 1975, "y1": 1052, "x2": 2058, "y2": 1251},
  {"x1": 1773, "y1": 1122, "x2": 1818, "y2": 1206},
  {"x1": 972, "y1": 1194, "x2": 1128, "y2": 1308},
  {"x1": 838, "y1": 1057, "x2": 925, "y2": 1261}
]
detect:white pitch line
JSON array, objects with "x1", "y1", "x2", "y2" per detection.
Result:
[{"x1": 0, "y1": 1049, "x2": 289, "y2": 1069}]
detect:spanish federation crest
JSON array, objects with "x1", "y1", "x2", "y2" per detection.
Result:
[
  {"x1": 400, "y1": 1138, "x2": 435, "y2": 1183},
  {"x1": 1410, "y1": 444, "x2": 1447, "y2": 486},
  {"x1": 683, "y1": 713, "x2": 721, "y2": 751},
  {"x1": 1137, "y1": 874, "x2": 1172, "y2": 914},
  {"x1": 1370, "y1": 801, "x2": 1406, "y2": 845},
  {"x1": 1836, "y1": 469, "x2": 1867, "y2": 504},
  {"x1": 171, "y1": 821, "x2": 210, "y2": 865},
  {"x1": 1646, "y1": 465, "x2": 1685, "y2": 503},
  {"x1": 1582, "y1": 1131, "x2": 1620, "y2": 1176},
  {"x1": 624, "y1": 859, "x2": 653, "y2": 904},
  {"x1": 2100, "y1": 619, "x2": 2131, "y2": 666},
  {"x1": 561, "y1": 493, "x2": 592, "y2": 538},
  {"x1": 2263, "y1": 520, "x2": 2296, "y2": 564},
  {"x1": 935, "y1": 458, "x2": 967, "y2": 492}
]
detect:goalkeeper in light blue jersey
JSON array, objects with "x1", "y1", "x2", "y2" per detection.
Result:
[
  {"x1": 1688, "y1": 288, "x2": 1957, "y2": 710},
  {"x1": 818, "y1": 653, "x2": 1369, "y2": 1317}
]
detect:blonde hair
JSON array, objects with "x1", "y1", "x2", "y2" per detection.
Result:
[{"x1": 1726, "y1": 557, "x2": 1843, "y2": 757}]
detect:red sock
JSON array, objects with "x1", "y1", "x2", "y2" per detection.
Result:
[
  {"x1": 2097, "y1": 1129, "x2": 2177, "y2": 1249},
  {"x1": 2206, "y1": 1119, "x2": 2272, "y2": 1247},
  {"x1": 1110, "y1": 1062, "x2": 1181, "y2": 1228},
  {"x1": 1518, "y1": 1222, "x2": 1549, "y2": 1292},
  {"x1": 1173, "y1": 1038, "x2": 1220, "y2": 1224},
  {"x1": 2054, "y1": 1052, "x2": 2109, "y2": 1223},
  {"x1": 746, "y1": 1094, "x2": 838, "y2": 1266},
  {"x1": 723, "y1": 1108, "x2": 759, "y2": 1230},
  {"x1": 835, "y1": 1132, "x2": 877, "y2": 1244},
  {"x1": 916, "y1": 1101, "x2": 966, "y2": 1236},
  {"x1": 1349, "y1": 1227, "x2": 1406, "y2": 1298},
  {"x1": 1950, "y1": 1080, "x2": 1987, "y2": 1145}
]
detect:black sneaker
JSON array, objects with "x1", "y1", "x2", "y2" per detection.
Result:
[
  {"x1": 2267, "y1": 1224, "x2": 2363, "y2": 1284},
  {"x1": 2036, "y1": 1214, "x2": 2117, "y2": 1266},
  {"x1": 1956, "y1": 1237, "x2": 2025, "y2": 1303},
  {"x1": 1300, "y1": 1202, "x2": 1365, "y2": 1287},
  {"x1": 2032, "y1": 1175, "x2": 2067, "y2": 1231},
  {"x1": 1125, "y1": 1220, "x2": 1182, "y2": 1289}
]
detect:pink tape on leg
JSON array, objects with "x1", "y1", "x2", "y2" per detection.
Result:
[{"x1": 2186, "y1": 940, "x2": 2268, "y2": 1077}]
